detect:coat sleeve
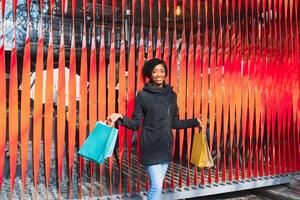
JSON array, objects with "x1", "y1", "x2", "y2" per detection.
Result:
[
  {"x1": 171, "y1": 93, "x2": 199, "y2": 129},
  {"x1": 171, "y1": 107, "x2": 199, "y2": 129},
  {"x1": 118, "y1": 92, "x2": 143, "y2": 131}
]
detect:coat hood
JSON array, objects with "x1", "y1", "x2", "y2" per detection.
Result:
[{"x1": 142, "y1": 83, "x2": 173, "y2": 96}]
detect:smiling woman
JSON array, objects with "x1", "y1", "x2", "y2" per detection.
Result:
[
  {"x1": 142, "y1": 58, "x2": 168, "y2": 87},
  {"x1": 150, "y1": 64, "x2": 166, "y2": 87},
  {"x1": 107, "y1": 58, "x2": 202, "y2": 200}
]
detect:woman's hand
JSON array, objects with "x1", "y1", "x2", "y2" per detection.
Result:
[
  {"x1": 197, "y1": 118, "x2": 203, "y2": 128},
  {"x1": 107, "y1": 113, "x2": 123, "y2": 123}
]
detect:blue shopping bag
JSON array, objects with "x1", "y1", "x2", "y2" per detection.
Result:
[{"x1": 78, "y1": 121, "x2": 118, "y2": 164}]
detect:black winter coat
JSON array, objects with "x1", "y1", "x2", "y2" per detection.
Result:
[{"x1": 120, "y1": 83, "x2": 199, "y2": 165}]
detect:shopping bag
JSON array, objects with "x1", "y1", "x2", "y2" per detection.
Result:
[
  {"x1": 190, "y1": 132, "x2": 214, "y2": 168},
  {"x1": 78, "y1": 121, "x2": 118, "y2": 164}
]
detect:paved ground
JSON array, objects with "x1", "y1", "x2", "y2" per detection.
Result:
[
  {"x1": 188, "y1": 174, "x2": 300, "y2": 200},
  {"x1": 256, "y1": 174, "x2": 300, "y2": 200},
  {"x1": 189, "y1": 190, "x2": 272, "y2": 200}
]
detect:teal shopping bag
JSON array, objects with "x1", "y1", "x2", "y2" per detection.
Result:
[{"x1": 78, "y1": 121, "x2": 118, "y2": 164}]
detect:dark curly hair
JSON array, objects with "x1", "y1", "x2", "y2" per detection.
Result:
[{"x1": 142, "y1": 58, "x2": 168, "y2": 81}]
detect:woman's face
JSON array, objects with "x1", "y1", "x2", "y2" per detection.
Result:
[{"x1": 151, "y1": 64, "x2": 166, "y2": 87}]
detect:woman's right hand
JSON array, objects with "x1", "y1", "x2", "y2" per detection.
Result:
[{"x1": 107, "y1": 113, "x2": 123, "y2": 123}]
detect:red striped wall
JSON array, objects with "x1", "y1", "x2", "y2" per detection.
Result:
[{"x1": 0, "y1": 0, "x2": 299, "y2": 198}]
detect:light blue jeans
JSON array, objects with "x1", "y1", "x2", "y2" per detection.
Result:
[{"x1": 145, "y1": 162, "x2": 169, "y2": 200}]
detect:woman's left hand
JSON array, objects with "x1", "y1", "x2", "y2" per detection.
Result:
[{"x1": 197, "y1": 118, "x2": 203, "y2": 128}]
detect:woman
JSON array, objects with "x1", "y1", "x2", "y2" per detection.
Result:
[{"x1": 107, "y1": 58, "x2": 202, "y2": 200}]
